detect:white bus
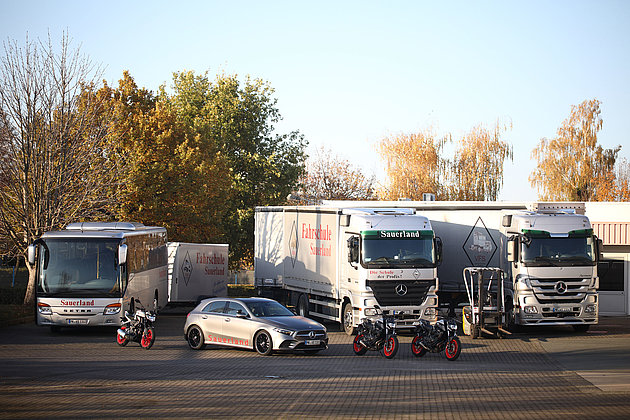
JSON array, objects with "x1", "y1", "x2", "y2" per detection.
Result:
[{"x1": 28, "y1": 222, "x2": 168, "y2": 331}]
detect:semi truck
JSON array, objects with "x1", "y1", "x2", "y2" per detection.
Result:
[
  {"x1": 254, "y1": 206, "x2": 442, "y2": 335},
  {"x1": 324, "y1": 201, "x2": 601, "y2": 332},
  {"x1": 167, "y1": 242, "x2": 229, "y2": 303}
]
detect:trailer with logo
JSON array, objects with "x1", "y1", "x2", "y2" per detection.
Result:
[
  {"x1": 167, "y1": 243, "x2": 228, "y2": 303},
  {"x1": 254, "y1": 206, "x2": 442, "y2": 334}
]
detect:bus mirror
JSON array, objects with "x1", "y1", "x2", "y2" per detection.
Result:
[
  {"x1": 118, "y1": 244, "x2": 128, "y2": 265},
  {"x1": 27, "y1": 244, "x2": 36, "y2": 265},
  {"x1": 507, "y1": 237, "x2": 517, "y2": 262}
]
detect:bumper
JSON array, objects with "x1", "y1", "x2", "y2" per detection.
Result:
[{"x1": 37, "y1": 312, "x2": 121, "y2": 327}]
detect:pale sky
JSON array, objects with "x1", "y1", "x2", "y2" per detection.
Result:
[{"x1": 2, "y1": 0, "x2": 629, "y2": 201}]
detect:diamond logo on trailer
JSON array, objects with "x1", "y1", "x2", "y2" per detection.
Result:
[
  {"x1": 181, "y1": 250, "x2": 193, "y2": 286},
  {"x1": 462, "y1": 217, "x2": 497, "y2": 267},
  {"x1": 288, "y1": 220, "x2": 299, "y2": 268}
]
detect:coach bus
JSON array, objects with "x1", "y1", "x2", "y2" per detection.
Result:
[{"x1": 27, "y1": 222, "x2": 168, "y2": 331}]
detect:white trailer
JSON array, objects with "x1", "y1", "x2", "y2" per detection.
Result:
[
  {"x1": 324, "y1": 201, "x2": 602, "y2": 332},
  {"x1": 254, "y1": 206, "x2": 441, "y2": 334},
  {"x1": 167, "y1": 243, "x2": 228, "y2": 303}
]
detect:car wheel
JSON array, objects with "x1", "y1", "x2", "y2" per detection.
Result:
[
  {"x1": 187, "y1": 325, "x2": 206, "y2": 350},
  {"x1": 342, "y1": 302, "x2": 355, "y2": 336},
  {"x1": 254, "y1": 330, "x2": 273, "y2": 356}
]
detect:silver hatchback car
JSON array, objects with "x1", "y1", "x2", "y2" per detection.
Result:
[{"x1": 184, "y1": 297, "x2": 328, "y2": 355}]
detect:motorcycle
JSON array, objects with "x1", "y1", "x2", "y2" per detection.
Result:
[
  {"x1": 411, "y1": 318, "x2": 461, "y2": 361},
  {"x1": 352, "y1": 307, "x2": 399, "y2": 359},
  {"x1": 116, "y1": 299, "x2": 156, "y2": 349}
]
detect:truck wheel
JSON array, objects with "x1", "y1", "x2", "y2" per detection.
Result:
[
  {"x1": 297, "y1": 294, "x2": 309, "y2": 318},
  {"x1": 342, "y1": 302, "x2": 355, "y2": 336}
]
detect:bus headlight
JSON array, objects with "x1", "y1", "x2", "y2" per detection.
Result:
[
  {"x1": 37, "y1": 302, "x2": 52, "y2": 315},
  {"x1": 104, "y1": 303, "x2": 121, "y2": 315}
]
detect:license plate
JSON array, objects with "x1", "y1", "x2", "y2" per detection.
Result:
[
  {"x1": 67, "y1": 319, "x2": 89, "y2": 325},
  {"x1": 305, "y1": 340, "x2": 320, "y2": 346},
  {"x1": 552, "y1": 307, "x2": 572, "y2": 313}
]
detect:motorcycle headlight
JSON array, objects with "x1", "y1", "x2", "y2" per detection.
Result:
[
  {"x1": 447, "y1": 320, "x2": 457, "y2": 331},
  {"x1": 273, "y1": 327, "x2": 294, "y2": 337},
  {"x1": 146, "y1": 313, "x2": 156, "y2": 322}
]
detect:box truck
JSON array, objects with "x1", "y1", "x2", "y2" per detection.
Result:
[
  {"x1": 324, "y1": 201, "x2": 601, "y2": 332},
  {"x1": 254, "y1": 206, "x2": 442, "y2": 334},
  {"x1": 167, "y1": 243, "x2": 228, "y2": 303}
]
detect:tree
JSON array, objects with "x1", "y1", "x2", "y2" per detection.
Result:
[
  {"x1": 530, "y1": 99, "x2": 621, "y2": 201},
  {"x1": 297, "y1": 146, "x2": 376, "y2": 202},
  {"x1": 166, "y1": 71, "x2": 307, "y2": 265},
  {"x1": 378, "y1": 121, "x2": 512, "y2": 201},
  {"x1": 0, "y1": 33, "x2": 118, "y2": 304},
  {"x1": 89, "y1": 72, "x2": 232, "y2": 244},
  {"x1": 448, "y1": 121, "x2": 513, "y2": 200},
  {"x1": 378, "y1": 129, "x2": 450, "y2": 200}
]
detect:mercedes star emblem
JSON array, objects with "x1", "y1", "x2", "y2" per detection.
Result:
[
  {"x1": 395, "y1": 283, "x2": 408, "y2": 296},
  {"x1": 555, "y1": 281, "x2": 568, "y2": 295}
]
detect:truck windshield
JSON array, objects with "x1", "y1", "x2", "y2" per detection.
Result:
[
  {"x1": 37, "y1": 239, "x2": 121, "y2": 297},
  {"x1": 521, "y1": 234, "x2": 596, "y2": 267},
  {"x1": 361, "y1": 230, "x2": 435, "y2": 268}
]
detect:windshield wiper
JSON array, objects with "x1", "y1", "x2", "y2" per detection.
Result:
[{"x1": 531, "y1": 256, "x2": 560, "y2": 267}]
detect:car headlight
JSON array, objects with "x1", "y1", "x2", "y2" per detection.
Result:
[
  {"x1": 273, "y1": 327, "x2": 294, "y2": 336},
  {"x1": 37, "y1": 302, "x2": 52, "y2": 315},
  {"x1": 103, "y1": 303, "x2": 121, "y2": 315}
]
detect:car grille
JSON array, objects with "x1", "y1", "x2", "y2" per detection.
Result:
[
  {"x1": 531, "y1": 278, "x2": 590, "y2": 304},
  {"x1": 295, "y1": 330, "x2": 327, "y2": 340},
  {"x1": 367, "y1": 280, "x2": 435, "y2": 307}
]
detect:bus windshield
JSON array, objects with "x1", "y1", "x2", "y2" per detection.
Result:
[
  {"x1": 521, "y1": 235, "x2": 596, "y2": 267},
  {"x1": 37, "y1": 239, "x2": 121, "y2": 297},
  {"x1": 361, "y1": 230, "x2": 435, "y2": 268}
]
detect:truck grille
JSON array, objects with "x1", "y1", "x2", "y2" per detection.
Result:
[
  {"x1": 367, "y1": 280, "x2": 435, "y2": 307},
  {"x1": 531, "y1": 278, "x2": 591, "y2": 304}
]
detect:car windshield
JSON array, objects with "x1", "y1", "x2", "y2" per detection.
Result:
[
  {"x1": 244, "y1": 300, "x2": 294, "y2": 317},
  {"x1": 37, "y1": 238, "x2": 121, "y2": 297},
  {"x1": 361, "y1": 230, "x2": 435, "y2": 268},
  {"x1": 521, "y1": 235, "x2": 596, "y2": 267}
]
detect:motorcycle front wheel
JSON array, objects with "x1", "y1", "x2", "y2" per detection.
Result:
[
  {"x1": 116, "y1": 326, "x2": 129, "y2": 347},
  {"x1": 380, "y1": 335, "x2": 399, "y2": 359},
  {"x1": 411, "y1": 335, "x2": 427, "y2": 358},
  {"x1": 444, "y1": 336, "x2": 461, "y2": 361},
  {"x1": 352, "y1": 334, "x2": 368, "y2": 355},
  {"x1": 141, "y1": 326, "x2": 155, "y2": 350}
]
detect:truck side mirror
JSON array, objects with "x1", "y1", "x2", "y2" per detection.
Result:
[
  {"x1": 27, "y1": 244, "x2": 36, "y2": 265},
  {"x1": 435, "y1": 237, "x2": 443, "y2": 264},
  {"x1": 596, "y1": 237, "x2": 603, "y2": 261},
  {"x1": 507, "y1": 236, "x2": 517, "y2": 262},
  {"x1": 347, "y1": 236, "x2": 359, "y2": 263},
  {"x1": 118, "y1": 244, "x2": 128, "y2": 266}
]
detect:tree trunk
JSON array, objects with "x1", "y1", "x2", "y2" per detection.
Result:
[{"x1": 23, "y1": 263, "x2": 37, "y2": 305}]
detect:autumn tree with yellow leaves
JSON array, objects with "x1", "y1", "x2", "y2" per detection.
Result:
[
  {"x1": 378, "y1": 122, "x2": 512, "y2": 201},
  {"x1": 529, "y1": 99, "x2": 626, "y2": 201}
]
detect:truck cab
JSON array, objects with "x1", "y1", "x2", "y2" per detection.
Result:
[{"x1": 501, "y1": 203, "x2": 600, "y2": 331}]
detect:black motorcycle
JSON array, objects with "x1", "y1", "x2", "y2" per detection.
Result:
[
  {"x1": 352, "y1": 308, "x2": 399, "y2": 359},
  {"x1": 116, "y1": 299, "x2": 156, "y2": 350},
  {"x1": 411, "y1": 318, "x2": 461, "y2": 361}
]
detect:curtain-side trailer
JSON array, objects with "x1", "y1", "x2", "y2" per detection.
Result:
[{"x1": 254, "y1": 206, "x2": 441, "y2": 334}]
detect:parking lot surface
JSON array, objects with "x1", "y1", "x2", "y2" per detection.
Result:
[{"x1": 1, "y1": 315, "x2": 629, "y2": 419}]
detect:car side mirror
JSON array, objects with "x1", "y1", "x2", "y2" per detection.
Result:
[{"x1": 236, "y1": 310, "x2": 248, "y2": 318}]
